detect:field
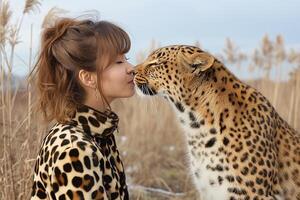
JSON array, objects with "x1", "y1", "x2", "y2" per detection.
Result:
[{"x1": 0, "y1": 1, "x2": 300, "y2": 200}]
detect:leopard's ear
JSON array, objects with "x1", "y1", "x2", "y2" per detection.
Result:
[{"x1": 179, "y1": 51, "x2": 215, "y2": 74}]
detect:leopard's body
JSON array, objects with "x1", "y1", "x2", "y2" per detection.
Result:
[{"x1": 134, "y1": 45, "x2": 300, "y2": 200}]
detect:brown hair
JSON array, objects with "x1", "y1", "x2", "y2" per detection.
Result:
[{"x1": 28, "y1": 17, "x2": 131, "y2": 125}]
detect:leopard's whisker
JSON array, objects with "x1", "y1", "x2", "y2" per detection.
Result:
[
  {"x1": 148, "y1": 86, "x2": 158, "y2": 112},
  {"x1": 142, "y1": 84, "x2": 150, "y2": 113}
]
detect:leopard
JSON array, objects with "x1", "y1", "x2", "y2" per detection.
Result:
[{"x1": 133, "y1": 45, "x2": 300, "y2": 200}]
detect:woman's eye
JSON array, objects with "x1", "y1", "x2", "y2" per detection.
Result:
[{"x1": 116, "y1": 57, "x2": 130, "y2": 64}]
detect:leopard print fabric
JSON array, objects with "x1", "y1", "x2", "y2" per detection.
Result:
[{"x1": 30, "y1": 103, "x2": 129, "y2": 200}]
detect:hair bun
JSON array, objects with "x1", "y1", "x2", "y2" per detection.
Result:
[{"x1": 44, "y1": 18, "x2": 78, "y2": 46}]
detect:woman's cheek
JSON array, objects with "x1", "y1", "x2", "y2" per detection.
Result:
[
  {"x1": 106, "y1": 65, "x2": 131, "y2": 96},
  {"x1": 117, "y1": 67, "x2": 128, "y2": 85}
]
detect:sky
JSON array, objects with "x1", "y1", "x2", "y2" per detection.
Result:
[{"x1": 6, "y1": 0, "x2": 300, "y2": 79}]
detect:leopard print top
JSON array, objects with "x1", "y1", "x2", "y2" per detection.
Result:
[{"x1": 30, "y1": 103, "x2": 129, "y2": 200}]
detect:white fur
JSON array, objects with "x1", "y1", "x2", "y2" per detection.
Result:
[{"x1": 171, "y1": 103, "x2": 230, "y2": 200}]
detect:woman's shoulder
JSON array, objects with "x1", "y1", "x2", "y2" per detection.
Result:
[
  {"x1": 35, "y1": 122, "x2": 104, "y2": 169},
  {"x1": 33, "y1": 122, "x2": 105, "y2": 185},
  {"x1": 40, "y1": 122, "x2": 97, "y2": 156}
]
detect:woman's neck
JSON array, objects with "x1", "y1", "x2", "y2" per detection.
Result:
[{"x1": 83, "y1": 97, "x2": 113, "y2": 112}]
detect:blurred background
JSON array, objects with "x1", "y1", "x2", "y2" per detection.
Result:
[{"x1": 0, "y1": 0, "x2": 299, "y2": 199}]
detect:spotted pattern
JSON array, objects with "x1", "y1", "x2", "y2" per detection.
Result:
[
  {"x1": 31, "y1": 103, "x2": 129, "y2": 200},
  {"x1": 134, "y1": 45, "x2": 300, "y2": 200}
]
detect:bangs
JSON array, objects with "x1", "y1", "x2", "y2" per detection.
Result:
[{"x1": 94, "y1": 21, "x2": 131, "y2": 69}]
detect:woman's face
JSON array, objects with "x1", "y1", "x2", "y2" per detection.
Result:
[{"x1": 100, "y1": 54, "x2": 135, "y2": 101}]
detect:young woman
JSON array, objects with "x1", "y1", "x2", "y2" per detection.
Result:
[{"x1": 29, "y1": 17, "x2": 135, "y2": 200}]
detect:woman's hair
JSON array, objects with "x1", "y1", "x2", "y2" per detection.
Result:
[{"x1": 28, "y1": 16, "x2": 131, "y2": 125}]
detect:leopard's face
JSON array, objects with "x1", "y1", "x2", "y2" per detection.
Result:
[{"x1": 134, "y1": 45, "x2": 215, "y2": 100}]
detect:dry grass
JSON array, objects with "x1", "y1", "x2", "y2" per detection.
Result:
[
  {"x1": 1, "y1": 77, "x2": 299, "y2": 200},
  {"x1": 23, "y1": 0, "x2": 42, "y2": 14},
  {"x1": 0, "y1": 1, "x2": 300, "y2": 199}
]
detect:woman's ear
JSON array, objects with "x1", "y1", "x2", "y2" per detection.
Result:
[
  {"x1": 78, "y1": 69, "x2": 97, "y2": 88},
  {"x1": 179, "y1": 51, "x2": 215, "y2": 74}
]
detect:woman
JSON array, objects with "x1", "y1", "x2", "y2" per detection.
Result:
[{"x1": 29, "y1": 17, "x2": 135, "y2": 200}]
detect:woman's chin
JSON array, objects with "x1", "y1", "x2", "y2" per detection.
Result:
[
  {"x1": 127, "y1": 89, "x2": 136, "y2": 97},
  {"x1": 116, "y1": 90, "x2": 135, "y2": 99}
]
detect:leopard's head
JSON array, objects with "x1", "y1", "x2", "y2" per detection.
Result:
[{"x1": 134, "y1": 45, "x2": 216, "y2": 102}]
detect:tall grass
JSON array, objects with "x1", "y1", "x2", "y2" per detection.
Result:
[{"x1": 0, "y1": 1, "x2": 299, "y2": 199}]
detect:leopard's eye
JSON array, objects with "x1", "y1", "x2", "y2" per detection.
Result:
[{"x1": 148, "y1": 63, "x2": 157, "y2": 68}]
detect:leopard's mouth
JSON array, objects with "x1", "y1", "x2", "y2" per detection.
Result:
[{"x1": 135, "y1": 82, "x2": 157, "y2": 96}]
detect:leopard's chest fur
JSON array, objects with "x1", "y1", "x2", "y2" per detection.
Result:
[{"x1": 172, "y1": 103, "x2": 232, "y2": 200}]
